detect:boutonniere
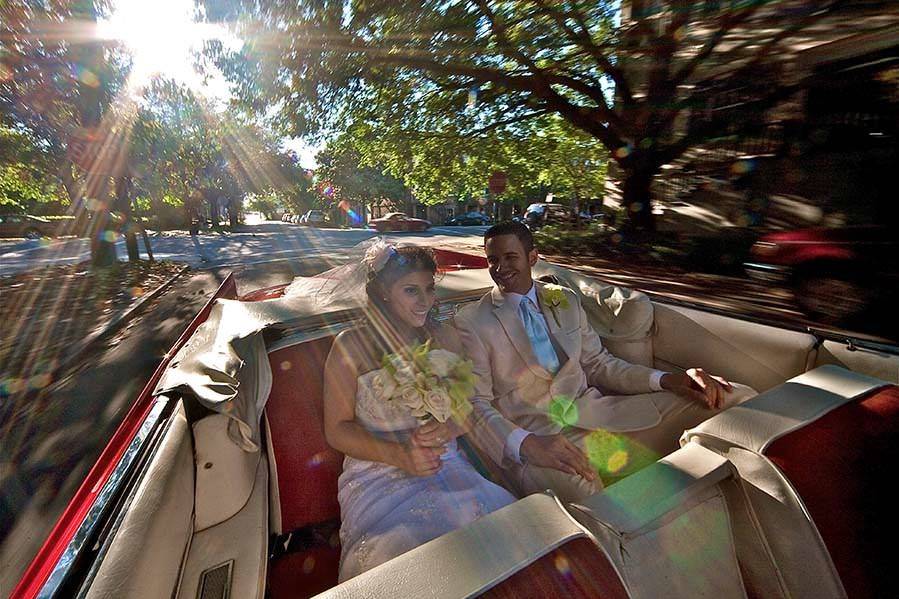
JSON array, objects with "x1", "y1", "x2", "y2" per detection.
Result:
[{"x1": 539, "y1": 284, "x2": 570, "y2": 327}]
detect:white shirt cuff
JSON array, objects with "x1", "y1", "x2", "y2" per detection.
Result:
[
  {"x1": 650, "y1": 370, "x2": 667, "y2": 392},
  {"x1": 504, "y1": 428, "x2": 533, "y2": 465}
]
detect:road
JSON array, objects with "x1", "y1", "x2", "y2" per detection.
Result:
[{"x1": 0, "y1": 222, "x2": 490, "y2": 275}]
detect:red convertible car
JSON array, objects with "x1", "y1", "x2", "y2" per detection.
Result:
[
  {"x1": 9, "y1": 247, "x2": 898, "y2": 598},
  {"x1": 746, "y1": 225, "x2": 899, "y2": 326},
  {"x1": 369, "y1": 212, "x2": 431, "y2": 232}
]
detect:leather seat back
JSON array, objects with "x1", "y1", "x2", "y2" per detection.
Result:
[
  {"x1": 764, "y1": 384, "x2": 899, "y2": 598},
  {"x1": 683, "y1": 366, "x2": 896, "y2": 598},
  {"x1": 266, "y1": 337, "x2": 344, "y2": 533},
  {"x1": 313, "y1": 494, "x2": 627, "y2": 598},
  {"x1": 569, "y1": 443, "x2": 761, "y2": 599}
]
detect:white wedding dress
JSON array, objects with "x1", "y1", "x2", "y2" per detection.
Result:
[{"x1": 337, "y1": 366, "x2": 516, "y2": 581}]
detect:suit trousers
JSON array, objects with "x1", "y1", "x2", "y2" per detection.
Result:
[{"x1": 514, "y1": 384, "x2": 756, "y2": 504}]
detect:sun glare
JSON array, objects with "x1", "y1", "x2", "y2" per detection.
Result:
[{"x1": 98, "y1": 0, "x2": 223, "y2": 91}]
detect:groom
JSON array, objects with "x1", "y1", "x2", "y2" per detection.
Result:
[{"x1": 455, "y1": 221, "x2": 754, "y2": 503}]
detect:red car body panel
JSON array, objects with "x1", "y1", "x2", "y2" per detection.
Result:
[
  {"x1": 748, "y1": 226, "x2": 888, "y2": 268},
  {"x1": 368, "y1": 213, "x2": 431, "y2": 232}
]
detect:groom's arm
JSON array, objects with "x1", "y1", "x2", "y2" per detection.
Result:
[
  {"x1": 575, "y1": 292, "x2": 666, "y2": 395},
  {"x1": 453, "y1": 312, "x2": 524, "y2": 469}
]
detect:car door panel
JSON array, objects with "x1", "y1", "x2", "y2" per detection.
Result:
[
  {"x1": 814, "y1": 340, "x2": 899, "y2": 384},
  {"x1": 84, "y1": 404, "x2": 195, "y2": 598}
]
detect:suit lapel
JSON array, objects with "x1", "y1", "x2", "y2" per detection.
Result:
[
  {"x1": 491, "y1": 287, "x2": 552, "y2": 380},
  {"x1": 535, "y1": 282, "x2": 576, "y2": 368}
]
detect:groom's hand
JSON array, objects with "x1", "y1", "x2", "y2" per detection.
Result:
[
  {"x1": 661, "y1": 368, "x2": 734, "y2": 409},
  {"x1": 520, "y1": 434, "x2": 596, "y2": 481}
]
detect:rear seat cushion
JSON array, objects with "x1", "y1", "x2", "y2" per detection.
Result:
[
  {"x1": 764, "y1": 385, "x2": 899, "y2": 599},
  {"x1": 266, "y1": 337, "x2": 343, "y2": 532}
]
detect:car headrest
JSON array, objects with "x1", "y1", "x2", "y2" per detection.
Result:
[{"x1": 681, "y1": 365, "x2": 887, "y2": 453}]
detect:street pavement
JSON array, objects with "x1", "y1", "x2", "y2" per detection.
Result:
[{"x1": 0, "y1": 222, "x2": 490, "y2": 275}]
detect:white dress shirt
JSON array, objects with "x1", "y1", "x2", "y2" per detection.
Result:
[{"x1": 501, "y1": 283, "x2": 667, "y2": 465}]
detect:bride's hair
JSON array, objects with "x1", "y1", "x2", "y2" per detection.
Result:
[
  {"x1": 363, "y1": 246, "x2": 439, "y2": 352},
  {"x1": 365, "y1": 245, "x2": 437, "y2": 310}
]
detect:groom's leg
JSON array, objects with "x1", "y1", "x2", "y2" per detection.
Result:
[
  {"x1": 514, "y1": 427, "x2": 602, "y2": 503},
  {"x1": 516, "y1": 460, "x2": 602, "y2": 505},
  {"x1": 623, "y1": 382, "x2": 757, "y2": 457}
]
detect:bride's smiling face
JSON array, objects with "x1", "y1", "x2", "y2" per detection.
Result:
[{"x1": 384, "y1": 270, "x2": 437, "y2": 328}]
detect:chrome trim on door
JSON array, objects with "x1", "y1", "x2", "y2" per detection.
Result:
[{"x1": 38, "y1": 397, "x2": 170, "y2": 598}]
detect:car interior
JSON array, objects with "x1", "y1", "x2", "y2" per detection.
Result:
[{"x1": 73, "y1": 252, "x2": 898, "y2": 599}]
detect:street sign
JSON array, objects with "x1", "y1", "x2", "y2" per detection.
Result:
[{"x1": 488, "y1": 171, "x2": 507, "y2": 194}]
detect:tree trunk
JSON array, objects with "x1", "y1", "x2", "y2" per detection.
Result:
[
  {"x1": 620, "y1": 165, "x2": 656, "y2": 237},
  {"x1": 116, "y1": 176, "x2": 139, "y2": 262}
]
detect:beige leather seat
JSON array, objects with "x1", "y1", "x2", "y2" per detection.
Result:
[
  {"x1": 311, "y1": 494, "x2": 628, "y2": 599},
  {"x1": 682, "y1": 365, "x2": 894, "y2": 598},
  {"x1": 567, "y1": 442, "x2": 783, "y2": 599}
]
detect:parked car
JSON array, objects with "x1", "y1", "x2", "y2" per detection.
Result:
[
  {"x1": 369, "y1": 212, "x2": 431, "y2": 232},
  {"x1": 745, "y1": 225, "x2": 898, "y2": 325},
  {"x1": 523, "y1": 203, "x2": 573, "y2": 229},
  {"x1": 444, "y1": 211, "x2": 492, "y2": 226},
  {"x1": 0, "y1": 214, "x2": 58, "y2": 239},
  {"x1": 300, "y1": 209, "x2": 327, "y2": 227},
  {"x1": 9, "y1": 247, "x2": 897, "y2": 599}
]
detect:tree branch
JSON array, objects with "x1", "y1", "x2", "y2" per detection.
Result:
[
  {"x1": 529, "y1": 0, "x2": 635, "y2": 107},
  {"x1": 655, "y1": 80, "x2": 801, "y2": 167},
  {"x1": 475, "y1": 0, "x2": 539, "y2": 73}
]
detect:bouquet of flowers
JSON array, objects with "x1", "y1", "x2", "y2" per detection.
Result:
[{"x1": 372, "y1": 340, "x2": 476, "y2": 423}]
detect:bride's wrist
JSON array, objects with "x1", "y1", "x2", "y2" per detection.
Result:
[{"x1": 383, "y1": 441, "x2": 405, "y2": 469}]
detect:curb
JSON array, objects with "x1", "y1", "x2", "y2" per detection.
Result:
[{"x1": 50, "y1": 263, "x2": 192, "y2": 382}]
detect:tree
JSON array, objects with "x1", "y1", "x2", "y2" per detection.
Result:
[
  {"x1": 315, "y1": 134, "x2": 408, "y2": 224},
  {"x1": 0, "y1": 126, "x2": 64, "y2": 212},
  {"x1": 128, "y1": 80, "x2": 312, "y2": 230},
  {"x1": 207, "y1": 0, "x2": 848, "y2": 235},
  {"x1": 1, "y1": 0, "x2": 132, "y2": 263}
]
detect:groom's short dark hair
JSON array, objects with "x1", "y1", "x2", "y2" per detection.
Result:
[{"x1": 484, "y1": 221, "x2": 534, "y2": 252}]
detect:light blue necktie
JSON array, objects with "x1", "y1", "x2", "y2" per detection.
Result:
[{"x1": 519, "y1": 298, "x2": 560, "y2": 374}]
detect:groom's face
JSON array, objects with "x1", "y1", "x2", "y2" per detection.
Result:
[{"x1": 485, "y1": 234, "x2": 538, "y2": 295}]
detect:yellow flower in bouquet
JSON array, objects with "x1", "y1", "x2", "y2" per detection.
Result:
[{"x1": 379, "y1": 340, "x2": 476, "y2": 423}]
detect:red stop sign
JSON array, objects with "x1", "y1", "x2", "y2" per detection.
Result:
[{"x1": 488, "y1": 171, "x2": 507, "y2": 194}]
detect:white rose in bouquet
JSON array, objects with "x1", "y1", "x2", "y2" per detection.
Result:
[
  {"x1": 427, "y1": 349, "x2": 458, "y2": 378},
  {"x1": 371, "y1": 371, "x2": 397, "y2": 401},
  {"x1": 397, "y1": 384, "x2": 428, "y2": 418},
  {"x1": 392, "y1": 362, "x2": 416, "y2": 386},
  {"x1": 422, "y1": 388, "x2": 452, "y2": 423}
]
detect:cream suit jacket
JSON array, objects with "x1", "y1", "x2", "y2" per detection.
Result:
[{"x1": 455, "y1": 281, "x2": 664, "y2": 468}]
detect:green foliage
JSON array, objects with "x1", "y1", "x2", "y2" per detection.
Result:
[
  {"x1": 315, "y1": 134, "x2": 408, "y2": 205},
  {"x1": 533, "y1": 221, "x2": 615, "y2": 254},
  {"x1": 207, "y1": 0, "x2": 846, "y2": 231}
]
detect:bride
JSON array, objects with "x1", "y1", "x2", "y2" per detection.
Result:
[{"x1": 321, "y1": 242, "x2": 515, "y2": 581}]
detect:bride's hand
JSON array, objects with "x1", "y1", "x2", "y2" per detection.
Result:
[
  {"x1": 411, "y1": 419, "x2": 465, "y2": 449},
  {"x1": 391, "y1": 443, "x2": 444, "y2": 476}
]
